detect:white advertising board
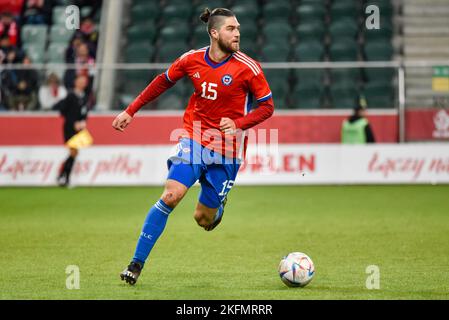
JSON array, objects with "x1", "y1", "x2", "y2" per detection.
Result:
[{"x1": 1, "y1": 144, "x2": 448, "y2": 186}]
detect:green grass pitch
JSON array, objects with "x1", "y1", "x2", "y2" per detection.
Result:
[{"x1": 1, "y1": 185, "x2": 449, "y2": 300}]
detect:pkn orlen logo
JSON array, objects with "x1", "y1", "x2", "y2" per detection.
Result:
[
  {"x1": 433, "y1": 109, "x2": 449, "y2": 138},
  {"x1": 221, "y1": 74, "x2": 233, "y2": 86}
]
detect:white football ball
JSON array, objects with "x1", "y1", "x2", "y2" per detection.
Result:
[{"x1": 278, "y1": 252, "x2": 315, "y2": 287}]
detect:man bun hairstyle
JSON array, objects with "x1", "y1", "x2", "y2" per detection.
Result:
[{"x1": 199, "y1": 7, "x2": 235, "y2": 35}]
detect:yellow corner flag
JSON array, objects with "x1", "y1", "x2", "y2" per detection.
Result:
[{"x1": 66, "y1": 129, "x2": 94, "y2": 149}]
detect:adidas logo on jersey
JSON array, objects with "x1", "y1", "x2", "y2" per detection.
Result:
[{"x1": 193, "y1": 72, "x2": 200, "y2": 79}]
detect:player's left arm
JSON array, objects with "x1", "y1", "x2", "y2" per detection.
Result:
[
  {"x1": 113, "y1": 53, "x2": 188, "y2": 132},
  {"x1": 220, "y1": 70, "x2": 274, "y2": 133}
]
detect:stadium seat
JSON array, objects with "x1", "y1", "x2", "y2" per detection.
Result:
[
  {"x1": 195, "y1": 0, "x2": 227, "y2": 11},
  {"x1": 330, "y1": 82, "x2": 360, "y2": 109},
  {"x1": 329, "y1": 38, "x2": 359, "y2": 61},
  {"x1": 21, "y1": 25, "x2": 47, "y2": 45},
  {"x1": 47, "y1": 42, "x2": 67, "y2": 63},
  {"x1": 296, "y1": 20, "x2": 326, "y2": 41},
  {"x1": 159, "y1": 25, "x2": 190, "y2": 43},
  {"x1": 263, "y1": 22, "x2": 292, "y2": 46},
  {"x1": 52, "y1": 6, "x2": 67, "y2": 25},
  {"x1": 364, "y1": 0, "x2": 393, "y2": 20},
  {"x1": 291, "y1": 83, "x2": 323, "y2": 109},
  {"x1": 329, "y1": 18, "x2": 359, "y2": 40},
  {"x1": 362, "y1": 81, "x2": 394, "y2": 108},
  {"x1": 170, "y1": 78, "x2": 189, "y2": 98},
  {"x1": 296, "y1": 3, "x2": 326, "y2": 22},
  {"x1": 130, "y1": 2, "x2": 159, "y2": 22},
  {"x1": 124, "y1": 43, "x2": 154, "y2": 63},
  {"x1": 264, "y1": 69, "x2": 290, "y2": 107},
  {"x1": 294, "y1": 69, "x2": 325, "y2": 86},
  {"x1": 259, "y1": 44, "x2": 290, "y2": 62},
  {"x1": 192, "y1": 25, "x2": 210, "y2": 47},
  {"x1": 161, "y1": 4, "x2": 192, "y2": 24},
  {"x1": 364, "y1": 68, "x2": 394, "y2": 83},
  {"x1": 49, "y1": 25, "x2": 74, "y2": 43},
  {"x1": 262, "y1": 2, "x2": 291, "y2": 20},
  {"x1": 330, "y1": 1, "x2": 360, "y2": 21},
  {"x1": 167, "y1": 0, "x2": 191, "y2": 6},
  {"x1": 231, "y1": 4, "x2": 259, "y2": 26},
  {"x1": 330, "y1": 69, "x2": 361, "y2": 85},
  {"x1": 300, "y1": 0, "x2": 327, "y2": 3},
  {"x1": 364, "y1": 40, "x2": 393, "y2": 61},
  {"x1": 23, "y1": 44, "x2": 45, "y2": 64},
  {"x1": 157, "y1": 93, "x2": 185, "y2": 110},
  {"x1": 239, "y1": 44, "x2": 259, "y2": 60},
  {"x1": 364, "y1": 19, "x2": 393, "y2": 41},
  {"x1": 294, "y1": 41, "x2": 324, "y2": 62},
  {"x1": 127, "y1": 23, "x2": 157, "y2": 43},
  {"x1": 239, "y1": 21, "x2": 258, "y2": 39},
  {"x1": 157, "y1": 43, "x2": 189, "y2": 63},
  {"x1": 120, "y1": 70, "x2": 155, "y2": 95}
]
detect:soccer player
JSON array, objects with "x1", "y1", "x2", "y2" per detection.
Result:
[
  {"x1": 54, "y1": 74, "x2": 90, "y2": 187},
  {"x1": 113, "y1": 8, "x2": 274, "y2": 285}
]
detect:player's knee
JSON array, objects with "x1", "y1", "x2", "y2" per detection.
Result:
[{"x1": 161, "y1": 189, "x2": 183, "y2": 208}]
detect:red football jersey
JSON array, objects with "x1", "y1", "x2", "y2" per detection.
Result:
[{"x1": 165, "y1": 46, "x2": 273, "y2": 159}]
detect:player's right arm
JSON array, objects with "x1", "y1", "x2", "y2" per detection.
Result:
[{"x1": 112, "y1": 53, "x2": 189, "y2": 132}]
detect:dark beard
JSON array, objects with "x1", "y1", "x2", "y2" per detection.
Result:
[{"x1": 217, "y1": 38, "x2": 238, "y2": 54}]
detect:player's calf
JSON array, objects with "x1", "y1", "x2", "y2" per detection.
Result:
[
  {"x1": 194, "y1": 210, "x2": 215, "y2": 228},
  {"x1": 194, "y1": 197, "x2": 227, "y2": 231}
]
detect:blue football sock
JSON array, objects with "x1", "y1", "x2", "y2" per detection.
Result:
[{"x1": 132, "y1": 199, "x2": 173, "y2": 265}]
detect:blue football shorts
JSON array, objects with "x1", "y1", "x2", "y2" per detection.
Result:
[{"x1": 166, "y1": 138, "x2": 241, "y2": 209}]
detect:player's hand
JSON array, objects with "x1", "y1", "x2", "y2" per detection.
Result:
[
  {"x1": 74, "y1": 120, "x2": 86, "y2": 132},
  {"x1": 220, "y1": 117, "x2": 236, "y2": 135},
  {"x1": 112, "y1": 111, "x2": 133, "y2": 132}
]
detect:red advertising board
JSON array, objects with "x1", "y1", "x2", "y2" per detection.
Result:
[{"x1": 0, "y1": 111, "x2": 398, "y2": 145}]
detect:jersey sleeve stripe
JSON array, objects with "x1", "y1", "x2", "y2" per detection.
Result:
[
  {"x1": 235, "y1": 52, "x2": 261, "y2": 74},
  {"x1": 257, "y1": 92, "x2": 272, "y2": 102},
  {"x1": 164, "y1": 70, "x2": 175, "y2": 83},
  {"x1": 233, "y1": 55, "x2": 259, "y2": 76}
]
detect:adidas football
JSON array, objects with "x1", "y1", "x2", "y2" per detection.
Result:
[{"x1": 278, "y1": 252, "x2": 315, "y2": 287}]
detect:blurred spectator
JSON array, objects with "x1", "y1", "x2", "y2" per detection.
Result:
[
  {"x1": 38, "y1": 72, "x2": 67, "y2": 110},
  {"x1": 0, "y1": 0, "x2": 24, "y2": 16},
  {"x1": 0, "y1": 36, "x2": 24, "y2": 64},
  {"x1": 0, "y1": 36, "x2": 11, "y2": 64},
  {"x1": 2, "y1": 55, "x2": 39, "y2": 110},
  {"x1": 0, "y1": 35, "x2": 23, "y2": 64},
  {"x1": 73, "y1": 17, "x2": 99, "y2": 57},
  {"x1": 0, "y1": 12, "x2": 19, "y2": 46},
  {"x1": 64, "y1": 42, "x2": 95, "y2": 93},
  {"x1": 21, "y1": 0, "x2": 51, "y2": 25},
  {"x1": 65, "y1": 33, "x2": 85, "y2": 63},
  {"x1": 74, "y1": 0, "x2": 102, "y2": 20},
  {"x1": 341, "y1": 106, "x2": 376, "y2": 144}
]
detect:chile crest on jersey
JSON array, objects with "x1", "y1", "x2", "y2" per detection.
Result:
[{"x1": 221, "y1": 74, "x2": 233, "y2": 86}]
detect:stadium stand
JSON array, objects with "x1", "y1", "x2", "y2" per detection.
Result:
[
  {"x1": 398, "y1": 0, "x2": 449, "y2": 107},
  {"x1": 0, "y1": 0, "x2": 102, "y2": 111},
  {"x1": 1, "y1": 0, "x2": 417, "y2": 111},
  {"x1": 117, "y1": 0, "x2": 399, "y2": 110}
]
